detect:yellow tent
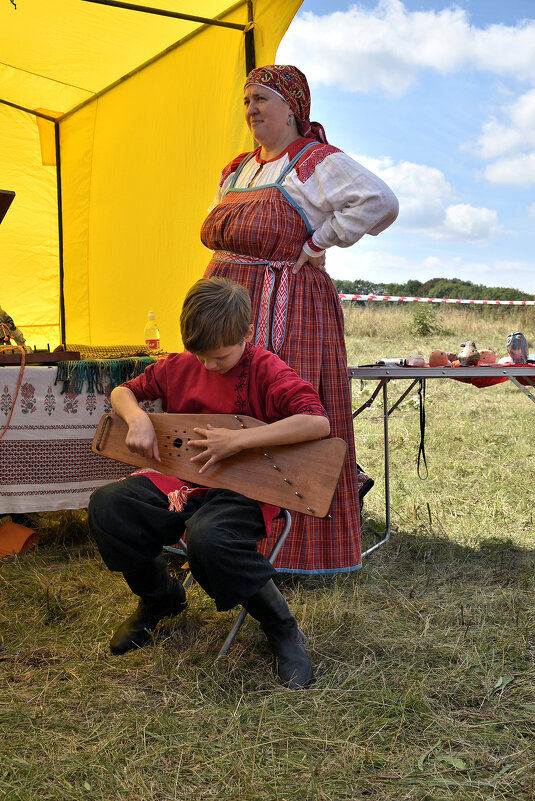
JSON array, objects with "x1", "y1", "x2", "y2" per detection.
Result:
[{"x1": 0, "y1": 0, "x2": 301, "y2": 350}]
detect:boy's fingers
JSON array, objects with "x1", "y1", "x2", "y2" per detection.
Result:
[
  {"x1": 190, "y1": 451, "x2": 209, "y2": 463},
  {"x1": 198, "y1": 457, "x2": 219, "y2": 474},
  {"x1": 192, "y1": 427, "x2": 209, "y2": 438},
  {"x1": 189, "y1": 438, "x2": 209, "y2": 449}
]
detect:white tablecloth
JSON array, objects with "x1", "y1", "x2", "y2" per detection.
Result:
[{"x1": 0, "y1": 365, "x2": 160, "y2": 514}]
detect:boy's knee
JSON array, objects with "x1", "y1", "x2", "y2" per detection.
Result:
[
  {"x1": 186, "y1": 521, "x2": 216, "y2": 563},
  {"x1": 88, "y1": 484, "x2": 109, "y2": 526},
  {"x1": 186, "y1": 518, "x2": 237, "y2": 567},
  {"x1": 88, "y1": 482, "x2": 128, "y2": 531}
]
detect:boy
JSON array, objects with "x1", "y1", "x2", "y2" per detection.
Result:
[{"x1": 88, "y1": 278, "x2": 330, "y2": 689}]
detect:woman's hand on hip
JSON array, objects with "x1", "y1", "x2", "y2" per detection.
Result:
[{"x1": 292, "y1": 248, "x2": 326, "y2": 274}]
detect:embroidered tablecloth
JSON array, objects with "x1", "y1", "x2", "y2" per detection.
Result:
[{"x1": 0, "y1": 366, "x2": 160, "y2": 514}]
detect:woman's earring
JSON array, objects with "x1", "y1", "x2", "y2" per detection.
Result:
[{"x1": 287, "y1": 116, "x2": 293, "y2": 126}]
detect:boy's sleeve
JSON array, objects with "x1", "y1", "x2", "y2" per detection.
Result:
[
  {"x1": 259, "y1": 355, "x2": 328, "y2": 421},
  {"x1": 122, "y1": 359, "x2": 167, "y2": 402}
]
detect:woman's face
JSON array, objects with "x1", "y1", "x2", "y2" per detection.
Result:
[{"x1": 243, "y1": 84, "x2": 291, "y2": 145}]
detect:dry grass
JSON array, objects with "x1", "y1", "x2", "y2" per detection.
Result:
[{"x1": 1, "y1": 303, "x2": 535, "y2": 800}]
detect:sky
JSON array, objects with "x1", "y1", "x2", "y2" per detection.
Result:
[{"x1": 276, "y1": 0, "x2": 535, "y2": 295}]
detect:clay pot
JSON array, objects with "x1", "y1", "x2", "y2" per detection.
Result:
[
  {"x1": 428, "y1": 349, "x2": 449, "y2": 367},
  {"x1": 478, "y1": 349, "x2": 496, "y2": 364}
]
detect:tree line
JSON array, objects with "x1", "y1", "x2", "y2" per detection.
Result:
[{"x1": 333, "y1": 277, "x2": 534, "y2": 301}]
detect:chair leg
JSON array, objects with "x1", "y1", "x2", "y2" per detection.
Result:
[
  {"x1": 167, "y1": 511, "x2": 293, "y2": 659},
  {"x1": 215, "y1": 510, "x2": 293, "y2": 660},
  {"x1": 216, "y1": 608, "x2": 248, "y2": 660},
  {"x1": 163, "y1": 538, "x2": 195, "y2": 587},
  {"x1": 182, "y1": 572, "x2": 195, "y2": 590}
]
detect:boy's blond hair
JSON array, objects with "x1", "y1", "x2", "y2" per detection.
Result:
[{"x1": 180, "y1": 277, "x2": 252, "y2": 353}]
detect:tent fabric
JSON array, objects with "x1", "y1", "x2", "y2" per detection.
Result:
[{"x1": 0, "y1": 0, "x2": 301, "y2": 348}]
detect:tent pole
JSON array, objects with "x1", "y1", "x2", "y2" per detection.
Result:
[
  {"x1": 245, "y1": 0, "x2": 255, "y2": 74},
  {"x1": 80, "y1": 0, "x2": 246, "y2": 30},
  {"x1": 55, "y1": 122, "x2": 66, "y2": 345},
  {"x1": 0, "y1": 98, "x2": 60, "y2": 122}
]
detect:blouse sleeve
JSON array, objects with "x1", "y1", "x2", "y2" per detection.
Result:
[{"x1": 286, "y1": 146, "x2": 399, "y2": 253}]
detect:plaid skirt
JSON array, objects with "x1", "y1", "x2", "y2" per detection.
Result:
[{"x1": 201, "y1": 183, "x2": 361, "y2": 573}]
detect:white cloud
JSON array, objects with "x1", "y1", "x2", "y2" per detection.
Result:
[
  {"x1": 475, "y1": 89, "x2": 535, "y2": 160},
  {"x1": 440, "y1": 204, "x2": 502, "y2": 241},
  {"x1": 352, "y1": 154, "x2": 502, "y2": 241},
  {"x1": 470, "y1": 88, "x2": 535, "y2": 186},
  {"x1": 277, "y1": 0, "x2": 535, "y2": 97},
  {"x1": 528, "y1": 203, "x2": 535, "y2": 218},
  {"x1": 483, "y1": 153, "x2": 535, "y2": 185}
]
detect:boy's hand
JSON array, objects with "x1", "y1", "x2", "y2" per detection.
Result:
[
  {"x1": 189, "y1": 424, "x2": 243, "y2": 474},
  {"x1": 125, "y1": 413, "x2": 161, "y2": 462}
]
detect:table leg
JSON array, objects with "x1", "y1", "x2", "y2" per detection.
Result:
[
  {"x1": 361, "y1": 379, "x2": 391, "y2": 558},
  {"x1": 508, "y1": 377, "x2": 535, "y2": 404}
]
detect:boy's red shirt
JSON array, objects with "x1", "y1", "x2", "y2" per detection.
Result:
[{"x1": 121, "y1": 343, "x2": 328, "y2": 533}]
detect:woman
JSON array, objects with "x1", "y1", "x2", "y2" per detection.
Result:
[{"x1": 200, "y1": 65, "x2": 398, "y2": 574}]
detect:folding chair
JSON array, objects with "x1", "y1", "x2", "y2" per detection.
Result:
[{"x1": 164, "y1": 508, "x2": 292, "y2": 660}]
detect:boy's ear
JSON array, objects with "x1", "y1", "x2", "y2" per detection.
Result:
[{"x1": 244, "y1": 324, "x2": 254, "y2": 343}]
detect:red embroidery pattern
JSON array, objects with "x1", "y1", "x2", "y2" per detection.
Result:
[
  {"x1": 20, "y1": 383, "x2": 36, "y2": 415},
  {"x1": 271, "y1": 264, "x2": 289, "y2": 352},
  {"x1": 1, "y1": 385, "x2": 13, "y2": 416},
  {"x1": 256, "y1": 266, "x2": 275, "y2": 349},
  {"x1": 219, "y1": 153, "x2": 249, "y2": 188},
  {"x1": 63, "y1": 392, "x2": 79, "y2": 414},
  {"x1": 86, "y1": 393, "x2": 97, "y2": 416},
  {"x1": 44, "y1": 386, "x2": 56, "y2": 416},
  {"x1": 0, "y1": 439, "x2": 133, "y2": 485},
  {"x1": 294, "y1": 144, "x2": 341, "y2": 184},
  {"x1": 234, "y1": 344, "x2": 254, "y2": 413}
]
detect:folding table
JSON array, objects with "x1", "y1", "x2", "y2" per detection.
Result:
[{"x1": 348, "y1": 364, "x2": 535, "y2": 558}]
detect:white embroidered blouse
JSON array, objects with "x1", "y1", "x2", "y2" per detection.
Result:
[{"x1": 211, "y1": 138, "x2": 399, "y2": 257}]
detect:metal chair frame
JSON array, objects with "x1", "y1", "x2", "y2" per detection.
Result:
[{"x1": 164, "y1": 509, "x2": 292, "y2": 660}]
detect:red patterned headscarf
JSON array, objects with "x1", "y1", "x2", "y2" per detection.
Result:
[{"x1": 244, "y1": 65, "x2": 328, "y2": 144}]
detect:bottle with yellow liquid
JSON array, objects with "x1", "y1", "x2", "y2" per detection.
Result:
[{"x1": 144, "y1": 311, "x2": 160, "y2": 351}]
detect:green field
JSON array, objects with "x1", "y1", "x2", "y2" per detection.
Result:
[{"x1": 1, "y1": 303, "x2": 534, "y2": 800}]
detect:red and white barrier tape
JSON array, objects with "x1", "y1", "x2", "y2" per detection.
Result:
[{"x1": 339, "y1": 294, "x2": 535, "y2": 305}]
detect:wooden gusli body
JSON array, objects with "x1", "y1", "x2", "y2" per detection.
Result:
[{"x1": 91, "y1": 413, "x2": 347, "y2": 518}]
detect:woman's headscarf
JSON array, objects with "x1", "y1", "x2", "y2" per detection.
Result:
[{"x1": 244, "y1": 65, "x2": 328, "y2": 144}]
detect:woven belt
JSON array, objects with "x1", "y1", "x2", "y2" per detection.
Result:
[{"x1": 212, "y1": 251, "x2": 295, "y2": 353}]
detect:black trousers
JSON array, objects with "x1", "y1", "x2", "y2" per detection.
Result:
[{"x1": 88, "y1": 476, "x2": 276, "y2": 611}]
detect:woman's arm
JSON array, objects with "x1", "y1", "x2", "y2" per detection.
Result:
[
  {"x1": 288, "y1": 147, "x2": 399, "y2": 273},
  {"x1": 189, "y1": 414, "x2": 330, "y2": 475}
]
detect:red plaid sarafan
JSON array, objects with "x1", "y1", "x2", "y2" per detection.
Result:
[{"x1": 201, "y1": 164, "x2": 361, "y2": 574}]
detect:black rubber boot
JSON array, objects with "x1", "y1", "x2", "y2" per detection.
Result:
[
  {"x1": 110, "y1": 556, "x2": 187, "y2": 655},
  {"x1": 244, "y1": 579, "x2": 313, "y2": 689}
]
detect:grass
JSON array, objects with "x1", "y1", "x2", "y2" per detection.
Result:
[{"x1": 1, "y1": 303, "x2": 535, "y2": 800}]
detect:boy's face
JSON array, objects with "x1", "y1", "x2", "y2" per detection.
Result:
[{"x1": 193, "y1": 325, "x2": 254, "y2": 375}]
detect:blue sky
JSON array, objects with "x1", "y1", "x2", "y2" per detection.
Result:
[{"x1": 277, "y1": 0, "x2": 535, "y2": 294}]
